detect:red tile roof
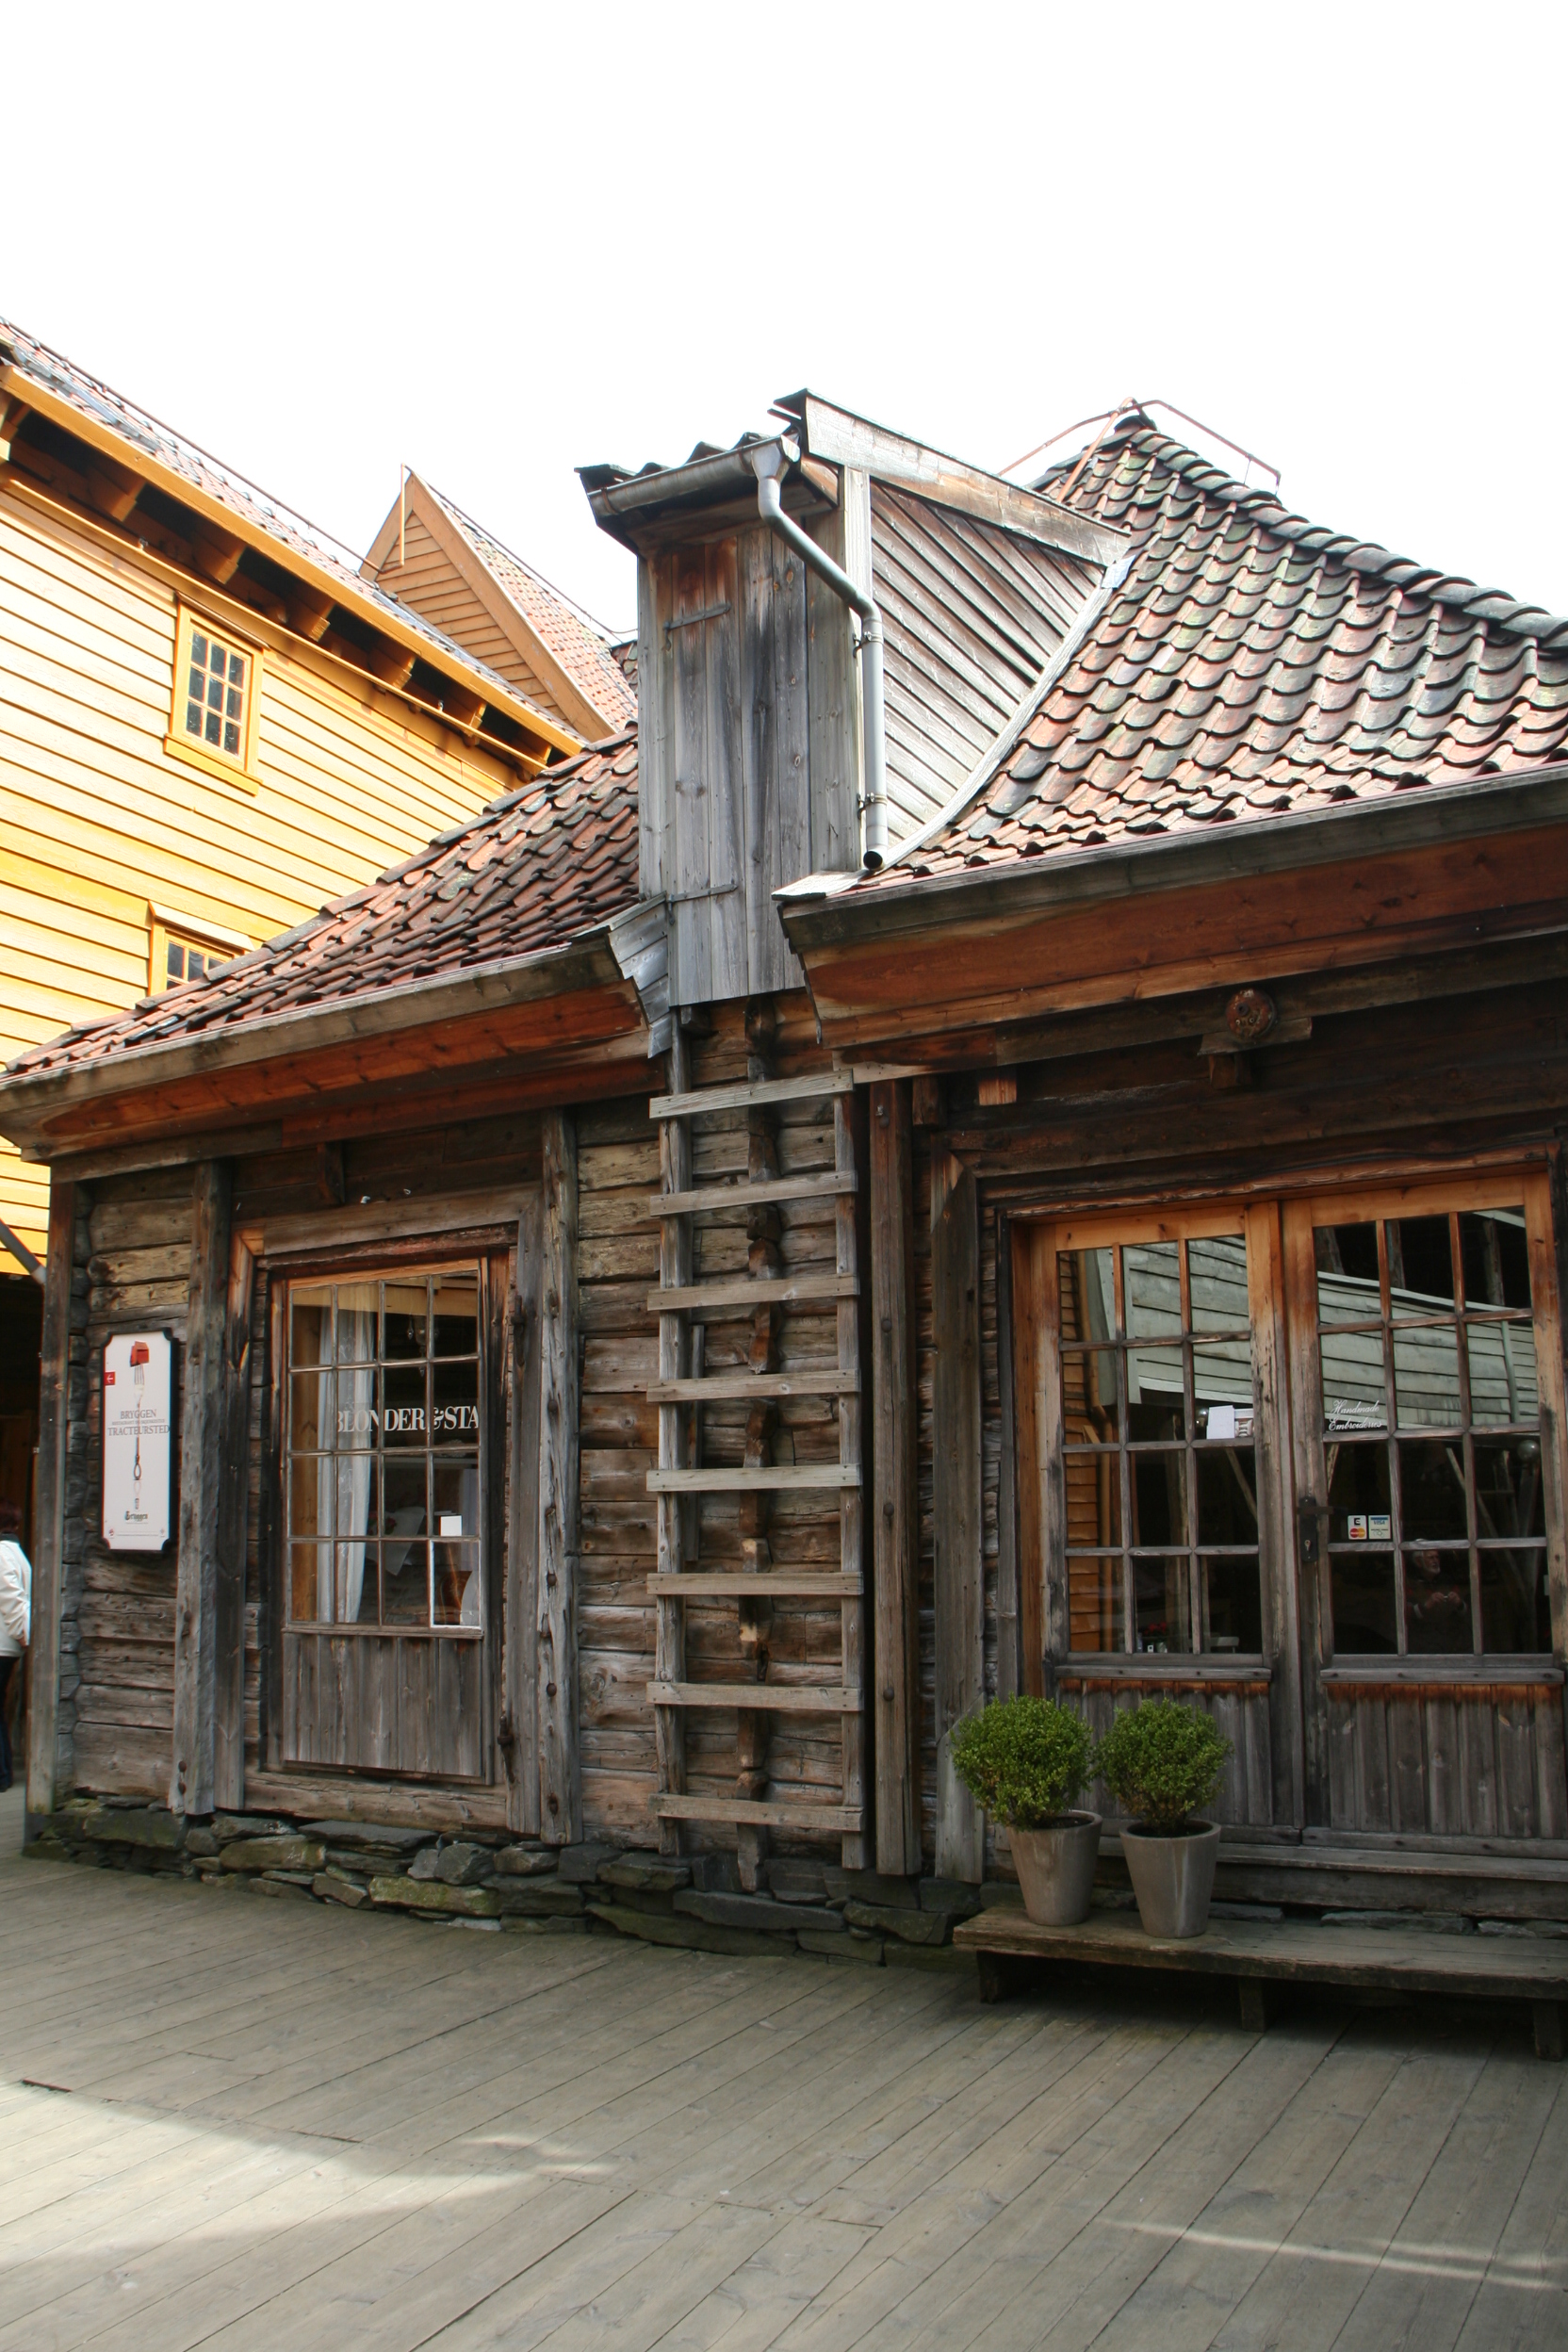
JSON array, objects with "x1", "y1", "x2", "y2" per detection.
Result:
[
  {"x1": 431, "y1": 488, "x2": 638, "y2": 733},
  {"x1": 7, "y1": 734, "x2": 641, "y2": 1081},
  {"x1": 885, "y1": 411, "x2": 1568, "y2": 881}
]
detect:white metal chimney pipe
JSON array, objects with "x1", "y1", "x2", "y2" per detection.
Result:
[{"x1": 748, "y1": 441, "x2": 890, "y2": 869}]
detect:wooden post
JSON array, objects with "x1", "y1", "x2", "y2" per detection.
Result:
[
  {"x1": 655, "y1": 1026, "x2": 692, "y2": 1854},
  {"x1": 995, "y1": 1209, "x2": 1021, "y2": 1703},
  {"x1": 932, "y1": 1144, "x2": 984, "y2": 1881},
  {"x1": 1012, "y1": 1223, "x2": 1056, "y2": 1693},
  {"x1": 1246, "y1": 1200, "x2": 1304, "y2": 1829},
  {"x1": 505, "y1": 1195, "x2": 543, "y2": 1835},
  {"x1": 26, "y1": 1178, "x2": 78, "y2": 1816},
  {"x1": 870, "y1": 1080, "x2": 920, "y2": 1874},
  {"x1": 836, "y1": 1090, "x2": 870, "y2": 1870},
  {"x1": 212, "y1": 1230, "x2": 254, "y2": 1812},
  {"x1": 171, "y1": 1159, "x2": 233, "y2": 1817},
  {"x1": 537, "y1": 1111, "x2": 580, "y2": 1844}
]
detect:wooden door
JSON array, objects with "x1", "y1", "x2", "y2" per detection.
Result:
[{"x1": 1282, "y1": 1172, "x2": 1568, "y2": 1838}]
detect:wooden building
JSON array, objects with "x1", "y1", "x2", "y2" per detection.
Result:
[
  {"x1": 6, "y1": 391, "x2": 1568, "y2": 1943},
  {"x1": 0, "y1": 318, "x2": 590, "y2": 1534}
]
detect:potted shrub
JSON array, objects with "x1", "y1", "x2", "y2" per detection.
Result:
[
  {"x1": 950, "y1": 1697, "x2": 1101, "y2": 1925},
  {"x1": 1094, "y1": 1698, "x2": 1232, "y2": 1938}
]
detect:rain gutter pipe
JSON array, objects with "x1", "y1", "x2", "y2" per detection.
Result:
[{"x1": 747, "y1": 439, "x2": 889, "y2": 868}]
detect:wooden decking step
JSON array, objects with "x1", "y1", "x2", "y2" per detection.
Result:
[
  {"x1": 651, "y1": 1794, "x2": 866, "y2": 1833},
  {"x1": 954, "y1": 1906, "x2": 1568, "y2": 2056},
  {"x1": 646, "y1": 1572, "x2": 863, "y2": 1598},
  {"x1": 647, "y1": 1368, "x2": 858, "y2": 1403},
  {"x1": 650, "y1": 1070, "x2": 854, "y2": 1120},
  {"x1": 648, "y1": 1680, "x2": 865, "y2": 1714},
  {"x1": 647, "y1": 1463, "x2": 860, "y2": 1495},
  {"x1": 648, "y1": 1273, "x2": 858, "y2": 1314},
  {"x1": 648, "y1": 1170, "x2": 858, "y2": 1217}
]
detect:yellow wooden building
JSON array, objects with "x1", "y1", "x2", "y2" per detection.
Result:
[{"x1": 0, "y1": 318, "x2": 627, "y2": 1528}]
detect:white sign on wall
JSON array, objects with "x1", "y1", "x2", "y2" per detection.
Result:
[{"x1": 103, "y1": 1331, "x2": 173, "y2": 1552}]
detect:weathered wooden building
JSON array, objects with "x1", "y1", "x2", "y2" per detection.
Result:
[{"x1": 6, "y1": 394, "x2": 1568, "y2": 1947}]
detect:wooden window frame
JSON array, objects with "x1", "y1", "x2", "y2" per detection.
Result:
[
  {"x1": 1282, "y1": 1169, "x2": 1568, "y2": 1674},
  {"x1": 164, "y1": 601, "x2": 263, "y2": 792},
  {"x1": 147, "y1": 902, "x2": 251, "y2": 995}
]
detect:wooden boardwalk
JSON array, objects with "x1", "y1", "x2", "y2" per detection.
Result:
[{"x1": 1, "y1": 1790, "x2": 1565, "y2": 2349}]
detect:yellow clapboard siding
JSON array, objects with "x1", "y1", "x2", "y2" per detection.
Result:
[
  {"x1": 0, "y1": 482, "x2": 543, "y2": 1266},
  {"x1": 371, "y1": 511, "x2": 564, "y2": 721}
]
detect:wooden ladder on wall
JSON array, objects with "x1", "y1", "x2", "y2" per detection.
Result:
[{"x1": 645, "y1": 1018, "x2": 869, "y2": 1879}]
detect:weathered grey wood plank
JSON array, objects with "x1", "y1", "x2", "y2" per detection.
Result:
[
  {"x1": 171, "y1": 1159, "x2": 232, "y2": 1817},
  {"x1": 26, "y1": 1179, "x2": 79, "y2": 1815},
  {"x1": 932, "y1": 1144, "x2": 984, "y2": 1881},
  {"x1": 537, "y1": 1110, "x2": 580, "y2": 1843},
  {"x1": 870, "y1": 1078, "x2": 920, "y2": 1874}
]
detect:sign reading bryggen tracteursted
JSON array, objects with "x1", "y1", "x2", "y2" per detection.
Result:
[{"x1": 102, "y1": 1330, "x2": 172, "y2": 1551}]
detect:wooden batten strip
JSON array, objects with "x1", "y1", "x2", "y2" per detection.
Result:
[
  {"x1": 645, "y1": 1170, "x2": 858, "y2": 1217},
  {"x1": 647, "y1": 1681, "x2": 866, "y2": 1714},
  {"x1": 646, "y1": 1272, "x2": 859, "y2": 1313},
  {"x1": 647, "y1": 1464, "x2": 861, "y2": 1494},
  {"x1": 651, "y1": 1794, "x2": 867, "y2": 1832},
  {"x1": 648, "y1": 1368, "x2": 858, "y2": 1402},
  {"x1": 649, "y1": 1070, "x2": 854, "y2": 1120},
  {"x1": 646, "y1": 1572, "x2": 863, "y2": 1598}
]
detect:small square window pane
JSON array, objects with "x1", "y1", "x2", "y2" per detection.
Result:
[
  {"x1": 1133, "y1": 1447, "x2": 1186, "y2": 1546},
  {"x1": 228, "y1": 650, "x2": 245, "y2": 684},
  {"x1": 210, "y1": 640, "x2": 228, "y2": 672},
  {"x1": 186, "y1": 700, "x2": 204, "y2": 735},
  {"x1": 207, "y1": 676, "x2": 224, "y2": 710},
  {"x1": 1059, "y1": 1247, "x2": 1116, "y2": 1341},
  {"x1": 188, "y1": 951, "x2": 205, "y2": 979},
  {"x1": 432, "y1": 1357, "x2": 479, "y2": 1443},
  {"x1": 433, "y1": 1544, "x2": 481, "y2": 1627},
  {"x1": 1064, "y1": 1451, "x2": 1120, "y2": 1547},
  {"x1": 188, "y1": 664, "x2": 205, "y2": 698},
  {"x1": 1126, "y1": 1342, "x2": 1185, "y2": 1437},
  {"x1": 1068, "y1": 1552, "x2": 1124, "y2": 1654},
  {"x1": 433, "y1": 1458, "x2": 479, "y2": 1534},
  {"x1": 1188, "y1": 1235, "x2": 1250, "y2": 1334},
  {"x1": 167, "y1": 942, "x2": 185, "y2": 981},
  {"x1": 382, "y1": 1363, "x2": 428, "y2": 1446},
  {"x1": 1404, "y1": 1550, "x2": 1473, "y2": 1653},
  {"x1": 1466, "y1": 1319, "x2": 1539, "y2": 1429},
  {"x1": 1200, "y1": 1553, "x2": 1262, "y2": 1653},
  {"x1": 334, "y1": 1365, "x2": 376, "y2": 1446},
  {"x1": 204, "y1": 710, "x2": 221, "y2": 744},
  {"x1": 226, "y1": 685, "x2": 243, "y2": 720},
  {"x1": 289, "y1": 1369, "x2": 330, "y2": 1457},
  {"x1": 1331, "y1": 1550, "x2": 1397, "y2": 1654},
  {"x1": 381, "y1": 1456, "x2": 428, "y2": 1543},
  {"x1": 1479, "y1": 1544, "x2": 1551, "y2": 1655},
  {"x1": 340, "y1": 1541, "x2": 379, "y2": 1625},
  {"x1": 1123, "y1": 1242, "x2": 1181, "y2": 1344},
  {"x1": 288, "y1": 1448, "x2": 331, "y2": 1544},
  {"x1": 289, "y1": 1287, "x2": 333, "y2": 1368},
  {"x1": 1194, "y1": 1338, "x2": 1252, "y2": 1421},
  {"x1": 223, "y1": 721, "x2": 240, "y2": 754},
  {"x1": 1133, "y1": 1555, "x2": 1191, "y2": 1653},
  {"x1": 1320, "y1": 1329, "x2": 1387, "y2": 1431},
  {"x1": 1393, "y1": 1320, "x2": 1461, "y2": 1429},
  {"x1": 383, "y1": 1281, "x2": 428, "y2": 1360},
  {"x1": 191, "y1": 629, "x2": 208, "y2": 664},
  {"x1": 1388, "y1": 1217, "x2": 1455, "y2": 1311},
  {"x1": 1399, "y1": 1440, "x2": 1470, "y2": 1543},
  {"x1": 1327, "y1": 1439, "x2": 1391, "y2": 1543},
  {"x1": 1473, "y1": 1437, "x2": 1544, "y2": 1544},
  {"x1": 290, "y1": 1543, "x2": 332, "y2": 1625},
  {"x1": 1461, "y1": 1210, "x2": 1530, "y2": 1312},
  {"x1": 382, "y1": 1540, "x2": 430, "y2": 1625},
  {"x1": 433, "y1": 1273, "x2": 480, "y2": 1356},
  {"x1": 1061, "y1": 1345, "x2": 1121, "y2": 1439},
  {"x1": 1198, "y1": 1446, "x2": 1258, "y2": 1545},
  {"x1": 1315, "y1": 1223, "x2": 1380, "y2": 1320}
]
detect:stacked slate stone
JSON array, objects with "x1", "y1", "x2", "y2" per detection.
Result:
[{"x1": 25, "y1": 1802, "x2": 1000, "y2": 1962}]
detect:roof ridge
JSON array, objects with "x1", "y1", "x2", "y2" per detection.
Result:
[{"x1": 429, "y1": 483, "x2": 623, "y2": 645}]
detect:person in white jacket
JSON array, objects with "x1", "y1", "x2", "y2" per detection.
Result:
[{"x1": 0, "y1": 1501, "x2": 30, "y2": 1793}]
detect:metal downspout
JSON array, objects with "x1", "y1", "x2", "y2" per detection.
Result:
[{"x1": 748, "y1": 441, "x2": 890, "y2": 869}]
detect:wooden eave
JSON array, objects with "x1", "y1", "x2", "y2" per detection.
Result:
[
  {"x1": 0, "y1": 361, "x2": 581, "y2": 765},
  {"x1": 776, "y1": 390, "x2": 1129, "y2": 570},
  {"x1": 0, "y1": 931, "x2": 649, "y2": 1161},
  {"x1": 363, "y1": 477, "x2": 615, "y2": 743},
  {"x1": 780, "y1": 764, "x2": 1568, "y2": 1052}
]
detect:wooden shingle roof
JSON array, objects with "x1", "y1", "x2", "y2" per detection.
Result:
[{"x1": 886, "y1": 411, "x2": 1568, "y2": 881}]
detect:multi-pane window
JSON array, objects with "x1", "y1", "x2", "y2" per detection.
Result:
[
  {"x1": 164, "y1": 935, "x2": 226, "y2": 987},
  {"x1": 286, "y1": 1267, "x2": 482, "y2": 1634},
  {"x1": 1314, "y1": 1206, "x2": 1547, "y2": 1656},
  {"x1": 1059, "y1": 1228, "x2": 1262, "y2": 1656},
  {"x1": 168, "y1": 606, "x2": 257, "y2": 777}
]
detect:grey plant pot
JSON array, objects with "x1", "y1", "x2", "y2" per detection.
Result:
[
  {"x1": 1121, "y1": 1820, "x2": 1221, "y2": 1938},
  {"x1": 1008, "y1": 1811, "x2": 1102, "y2": 1927}
]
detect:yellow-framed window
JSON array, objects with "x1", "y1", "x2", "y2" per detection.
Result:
[
  {"x1": 166, "y1": 604, "x2": 261, "y2": 784},
  {"x1": 147, "y1": 907, "x2": 249, "y2": 993}
]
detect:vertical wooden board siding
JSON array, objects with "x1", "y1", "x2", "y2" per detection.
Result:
[
  {"x1": 670, "y1": 544, "x2": 712, "y2": 1005},
  {"x1": 931, "y1": 1145, "x2": 984, "y2": 1881},
  {"x1": 538, "y1": 1110, "x2": 581, "y2": 1843},
  {"x1": 995, "y1": 1211, "x2": 1020, "y2": 1705},
  {"x1": 26, "y1": 1179, "x2": 81, "y2": 1811},
  {"x1": 1527, "y1": 1165, "x2": 1568, "y2": 1664},
  {"x1": 1244, "y1": 1199, "x2": 1304, "y2": 1828},
  {"x1": 635, "y1": 556, "x2": 662, "y2": 897},
  {"x1": 870, "y1": 1081, "x2": 920, "y2": 1873},
  {"x1": 212, "y1": 1230, "x2": 253, "y2": 1812},
  {"x1": 703, "y1": 536, "x2": 745, "y2": 1003},
  {"x1": 1281, "y1": 1197, "x2": 1331, "y2": 1827},
  {"x1": 171, "y1": 1159, "x2": 232, "y2": 1816},
  {"x1": 1066, "y1": 1682, "x2": 1273, "y2": 1827},
  {"x1": 506, "y1": 1196, "x2": 544, "y2": 1834}
]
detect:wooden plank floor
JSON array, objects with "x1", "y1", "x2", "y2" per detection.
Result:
[{"x1": 2, "y1": 1788, "x2": 1565, "y2": 2350}]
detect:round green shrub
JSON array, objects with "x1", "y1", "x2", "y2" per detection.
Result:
[
  {"x1": 949, "y1": 1697, "x2": 1093, "y2": 1827},
  {"x1": 1094, "y1": 1698, "x2": 1232, "y2": 1835}
]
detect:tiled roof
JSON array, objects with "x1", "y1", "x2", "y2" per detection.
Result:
[
  {"x1": 0, "y1": 318, "x2": 569, "y2": 739},
  {"x1": 7, "y1": 734, "x2": 641, "y2": 1081},
  {"x1": 431, "y1": 488, "x2": 638, "y2": 732},
  {"x1": 889, "y1": 410, "x2": 1568, "y2": 880}
]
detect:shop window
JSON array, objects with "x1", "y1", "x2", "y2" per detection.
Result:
[
  {"x1": 1056, "y1": 1223, "x2": 1262, "y2": 1656},
  {"x1": 285, "y1": 1266, "x2": 483, "y2": 1634},
  {"x1": 1312, "y1": 1204, "x2": 1549, "y2": 1656}
]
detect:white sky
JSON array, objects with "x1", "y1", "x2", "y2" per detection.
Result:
[{"x1": 8, "y1": 3, "x2": 1565, "y2": 639}]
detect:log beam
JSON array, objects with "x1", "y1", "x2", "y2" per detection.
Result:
[
  {"x1": 932, "y1": 1143, "x2": 984, "y2": 1880},
  {"x1": 870, "y1": 1079, "x2": 921, "y2": 1874}
]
